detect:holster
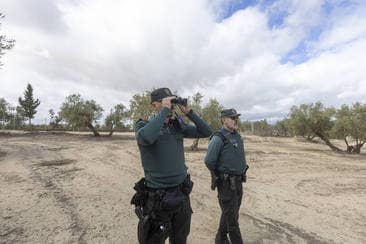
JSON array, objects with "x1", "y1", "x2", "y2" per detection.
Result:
[
  {"x1": 137, "y1": 214, "x2": 151, "y2": 244},
  {"x1": 131, "y1": 178, "x2": 147, "y2": 207},
  {"x1": 181, "y1": 174, "x2": 194, "y2": 195},
  {"x1": 210, "y1": 170, "x2": 219, "y2": 190},
  {"x1": 131, "y1": 178, "x2": 151, "y2": 244},
  {"x1": 242, "y1": 165, "x2": 249, "y2": 183}
]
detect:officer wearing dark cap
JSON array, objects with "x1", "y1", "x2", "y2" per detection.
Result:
[
  {"x1": 204, "y1": 108, "x2": 248, "y2": 244},
  {"x1": 132, "y1": 87, "x2": 212, "y2": 244}
]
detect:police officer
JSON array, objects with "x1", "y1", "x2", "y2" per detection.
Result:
[
  {"x1": 132, "y1": 88, "x2": 212, "y2": 244},
  {"x1": 204, "y1": 108, "x2": 248, "y2": 244}
]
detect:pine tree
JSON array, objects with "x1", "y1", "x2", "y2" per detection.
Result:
[{"x1": 18, "y1": 83, "x2": 41, "y2": 127}]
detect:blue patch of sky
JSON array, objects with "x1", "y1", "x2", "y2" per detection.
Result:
[
  {"x1": 218, "y1": 0, "x2": 259, "y2": 21},
  {"x1": 218, "y1": 0, "x2": 289, "y2": 27},
  {"x1": 257, "y1": 0, "x2": 289, "y2": 28},
  {"x1": 267, "y1": 9, "x2": 288, "y2": 28},
  {"x1": 280, "y1": 41, "x2": 308, "y2": 64},
  {"x1": 322, "y1": 0, "x2": 334, "y2": 14},
  {"x1": 281, "y1": 0, "x2": 359, "y2": 64},
  {"x1": 280, "y1": 25, "x2": 324, "y2": 64}
]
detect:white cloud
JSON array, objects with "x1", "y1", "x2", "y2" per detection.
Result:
[
  {"x1": 313, "y1": 1, "x2": 366, "y2": 52},
  {"x1": 0, "y1": 0, "x2": 365, "y2": 123}
]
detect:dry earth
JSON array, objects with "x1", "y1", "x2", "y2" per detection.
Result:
[{"x1": 0, "y1": 131, "x2": 366, "y2": 244}]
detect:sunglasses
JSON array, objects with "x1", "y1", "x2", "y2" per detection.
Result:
[{"x1": 229, "y1": 116, "x2": 239, "y2": 120}]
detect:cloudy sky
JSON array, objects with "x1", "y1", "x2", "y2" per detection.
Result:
[{"x1": 1, "y1": 0, "x2": 366, "y2": 123}]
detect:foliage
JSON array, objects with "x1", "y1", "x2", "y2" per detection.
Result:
[
  {"x1": 18, "y1": 83, "x2": 41, "y2": 127},
  {"x1": 59, "y1": 94, "x2": 103, "y2": 136},
  {"x1": 332, "y1": 103, "x2": 366, "y2": 153},
  {"x1": 288, "y1": 104, "x2": 316, "y2": 140},
  {"x1": 105, "y1": 104, "x2": 129, "y2": 135},
  {"x1": 189, "y1": 92, "x2": 204, "y2": 116},
  {"x1": 129, "y1": 91, "x2": 152, "y2": 124},
  {"x1": 48, "y1": 109, "x2": 62, "y2": 129},
  {"x1": 274, "y1": 119, "x2": 291, "y2": 137},
  {"x1": 288, "y1": 102, "x2": 341, "y2": 151},
  {"x1": 202, "y1": 98, "x2": 224, "y2": 131},
  {"x1": 0, "y1": 13, "x2": 15, "y2": 66},
  {"x1": 0, "y1": 98, "x2": 10, "y2": 128},
  {"x1": 187, "y1": 92, "x2": 204, "y2": 150},
  {"x1": 252, "y1": 119, "x2": 273, "y2": 137}
]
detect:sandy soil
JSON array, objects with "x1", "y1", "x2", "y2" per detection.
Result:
[{"x1": 0, "y1": 132, "x2": 365, "y2": 244}]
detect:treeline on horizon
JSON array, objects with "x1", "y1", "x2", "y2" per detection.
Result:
[{"x1": 0, "y1": 83, "x2": 365, "y2": 154}]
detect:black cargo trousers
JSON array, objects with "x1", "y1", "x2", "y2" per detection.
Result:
[
  {"x1": 141, "y1": 189, "x2": 192, "y2": 244},
  {"x1": 216, "y1": 175, "x2": 243, "y2": 244},
  {"x1": 132, "y1": 175, "x2": 194, "y2": 244}
]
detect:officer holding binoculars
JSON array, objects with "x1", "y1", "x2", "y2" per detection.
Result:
[{"x1": 132, "y1": 87, "x2": 212, "y2": 244}]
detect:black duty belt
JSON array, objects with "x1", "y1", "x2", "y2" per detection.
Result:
[
  {"x1": 145, "y1": 174, "x2": 193, "y2": 196},
  {"x1": 218, "y1": 173, "x2": 243, "y2": 181},
  {"x1": 146, "y1": 185, "x2": 181, "y2": 192}
]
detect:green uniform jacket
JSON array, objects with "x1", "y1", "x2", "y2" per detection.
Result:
[
  {"x1": 205, "y1": 128, "x2": 247, "y2": 175},
  {"x1": 135, "y1": 107, "x2": 212, "y2": 188}
]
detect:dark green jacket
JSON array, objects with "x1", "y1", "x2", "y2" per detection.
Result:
[
  {"x1": 205, "y1": 128, "x2": 247, "y2": 175},
  {"x1": 135, "y1": 107, "x2": 212, "y2": 188}
]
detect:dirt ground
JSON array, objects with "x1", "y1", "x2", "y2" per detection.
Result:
[{"x1": 0, "y1": 131, "x2": 365, "y2": 244}]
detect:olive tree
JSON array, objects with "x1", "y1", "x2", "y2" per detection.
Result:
[
  {"x1": 0, "y1": 98, "x2": 10, "y2": 128},
  {"x1": 332, "y1": 103, "x2": 366, "y2": 153},
  {"x1": 105, "y1": 104, "x2": 129, "y2": 136},
  {"x1": 189, "y1": 92, "x2": 204, "y2": 150},
  {"x1": 129, "y1": 91, "x2": 152, "y2": 125},
  {"x1": 288, "y1": 102, "x2": 342, "y2": 152},
  {"x1": 202, "y1": 98, "x2": 224, "y2": 132},
  {"x1": 59, "y1": 94, "x2": 103, "y2": 136}
]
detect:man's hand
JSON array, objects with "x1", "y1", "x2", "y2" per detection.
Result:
[
  {"x1": 161, "y1": 96, "x2": 176, "y2": 109},
  {"x1": 178, "y1": 103, "x2": 191, "y2": 115}
]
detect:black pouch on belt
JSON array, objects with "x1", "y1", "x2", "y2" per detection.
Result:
[
  {"x1": 229, "y1": 176, "x2": 237, "y2": 191},
  {"x1": 160, "y1": 190, "x2": 186, "y2": 210}
]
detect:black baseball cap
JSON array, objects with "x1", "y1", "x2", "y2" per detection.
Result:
[
  {"x1": 220, "y1": 108, "x2": 241, "y2": 118},
  {"x1": 151, "y1": 88, "x2": 174, "y2": 103}
]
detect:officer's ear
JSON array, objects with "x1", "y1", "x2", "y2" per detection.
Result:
[{"x1": 151, "y1": 102, "x2": 159, "y2": 112}]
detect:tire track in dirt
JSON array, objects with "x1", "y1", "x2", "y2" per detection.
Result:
[
  {"x1": 30, "y1": 162, "x2": 87, "y2": 243},
  {"x1": 15, "y1": 140, "x2": 89, "y2": 244},
  {"x1": 243, "y1": 213, "x2": 329, "y2": 244}
]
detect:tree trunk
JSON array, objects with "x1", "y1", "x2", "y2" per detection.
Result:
[
  {"x1": 87, "y1": 123, "x2": 100, "y2": 136},
  {"x1": 353, "y1": 142, "x2": 364, "y2": 154},
  {"x1": 306, "y1": 135, "x2": 317, "y2": 143},
  {"x1": 314, "y1": 131, "x2": 343, "y2": 152},
  {"x1": 190, "y1": 138, "x2": 199, "y2": 151},
  {"x1": 108, "y1": 124, "x2": 114, "y2": 136},
  {"x1": 344, "y1": 138, "x2": 353, "y2": 153},
  {"x1": 344, "y1": 138, "x2": 364, "y2": 154}
]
